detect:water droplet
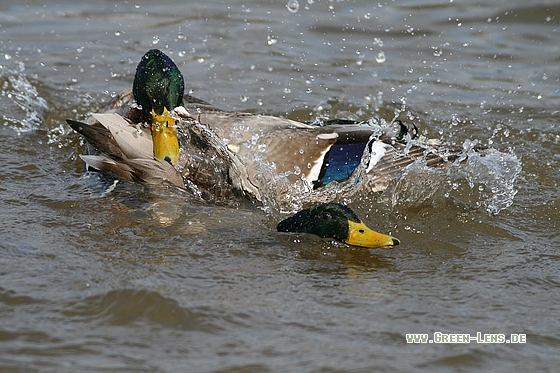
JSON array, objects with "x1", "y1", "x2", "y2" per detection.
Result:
[
  {"x1": 286, "y1": 0, "x2": 299, "y2": 13},
  {"x1": 375, "y1": 51, "x2": 386, "y2": 63},
  {"x1": 267, "y1": 35, "x2": 278, "y2": 45},
  {"x1": 240, "y1": 95, "x2": 248, "y2": 102},
  {"x1": 251, "y1": 134, "x2": 260, "y2": 145},
  {"x1": 152, "y1": 36, "x2": 159, "y2": 45}
]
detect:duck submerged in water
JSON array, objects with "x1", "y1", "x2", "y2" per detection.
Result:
[
  {"x1": 277, "y1": 203, "x2": 399, "y2": 248},
  {"x1": 66, "y1": 49, "x2": 478, "y2": 248}
]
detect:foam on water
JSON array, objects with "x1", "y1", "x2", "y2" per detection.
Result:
[{"x1": 0, "y1": 61, "x2": 48, "y2": 133}]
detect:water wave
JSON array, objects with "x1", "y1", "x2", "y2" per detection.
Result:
[{"x1": 62, "y1": 289, "x2": 221, "y2": 332}]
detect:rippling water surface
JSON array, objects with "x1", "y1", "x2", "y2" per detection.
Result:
[{"x1": 1, "y1": 0, "x2": 559, "y2": 372}]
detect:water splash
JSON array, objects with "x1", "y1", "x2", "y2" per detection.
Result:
[
  {"x1": 378, "y1": 141, "x2": 521, "y2": 215},
  {"x1": 251, "y1": 120, "x2": 521, "y2": 218},
  {"x1": 0, "y1": 61, "x2": 48, "y2": 133},
  {"x1": 450, "y1": 143, "x2": 521, "y2": 215}
]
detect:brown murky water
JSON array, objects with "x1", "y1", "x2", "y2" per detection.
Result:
[{"x1": 1, "y1": 0, "x2": 559, "y2": 371}]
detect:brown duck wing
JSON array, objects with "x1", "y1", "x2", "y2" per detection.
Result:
[
  {"x1": 67, "y1": 114, "x2": 184, "y2": 188},
  {"x1": 238, "y1": 128, "x2": 338, "y2": 186},
  {"x1": 192, "y1": 111, "x2": 339, "y2": 189}
]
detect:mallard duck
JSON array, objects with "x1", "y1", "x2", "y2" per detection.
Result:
[
  {"x1": 277, "y1": 203, "x2": 399, "y2": 248},
  {"x1": 66, "y1": 49, "x2": 475, "y2": 248}
]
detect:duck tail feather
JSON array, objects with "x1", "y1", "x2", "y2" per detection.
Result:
[
  {"x1": 67, "y1": 119, "x2": 127, "y2": 160},
  {"x1": 91, "y1": 113, "x2": 154, "y2": 160},
  {"x1": 79, "y1": 154, "x2": 184, "y2": 189},
  {"x1": 79, "y1": 154, "x2": 136, "y2": 181}
]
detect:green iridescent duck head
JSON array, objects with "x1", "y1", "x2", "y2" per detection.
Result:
[
  {"x1": 277, "y1": 203, "x2": 400, "y2": 248},
  {"x1": 133, "y1": 49, "x2": 185, "y2": 116},
  {"x1": 132, "y1": 49, "x2": 185, "y2": 165}
]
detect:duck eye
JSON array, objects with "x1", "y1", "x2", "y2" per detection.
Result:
[
  {"x1": 322, "y1": 212, "x2": 332, "y2": 221},
  {"x1": 359, "y1": 229, "x2": 365, "y2": 233}
]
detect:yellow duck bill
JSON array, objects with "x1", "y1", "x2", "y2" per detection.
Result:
[
  {"x1": 151, "y1": 108, "x2": 180, "y2": 165},
  {"x1": 346, "y1": 220, "x2": 400, "y2": 248}
]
